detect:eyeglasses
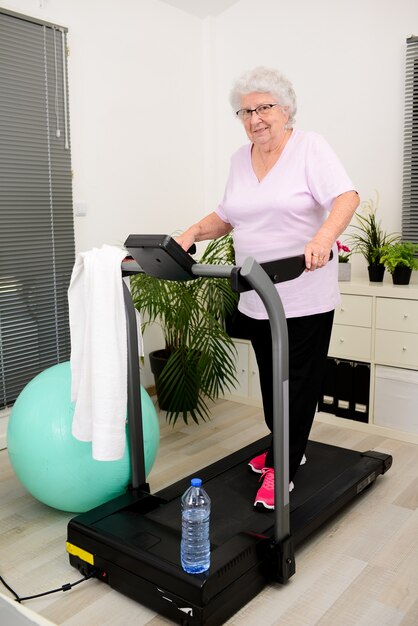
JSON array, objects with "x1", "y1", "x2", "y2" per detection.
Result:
[{"x1": 235, "y1": 103, "x2": 281, "y2": 120}]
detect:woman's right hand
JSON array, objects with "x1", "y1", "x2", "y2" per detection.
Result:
[
  {"x1": 175, "y1": 229, "x2": 197, "y2": 252},
  {"x1": 175, "y1": 212, "x2": 232, "y2": 251}
]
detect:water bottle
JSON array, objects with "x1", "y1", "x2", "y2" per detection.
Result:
[{"x1": 181, "y1": 477, "x2": 211, "y2": 574}]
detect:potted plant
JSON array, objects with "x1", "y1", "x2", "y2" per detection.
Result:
[
  {"x1": 380, "y1": 241, "x2": 418, "y2": 285},
  {"x1": 130, "y1": 235, "x2": 238, "y2": 425},
  {"x1": 349, "y1": 192, "x2": 399, "y2": 282},
  {"x1": 336, "y1": 240, "x2": 351, "y2": 281}
]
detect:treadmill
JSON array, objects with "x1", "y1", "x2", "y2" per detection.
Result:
[{"x1": 66, "y1": 235, "x2": 392, "y2": 625}]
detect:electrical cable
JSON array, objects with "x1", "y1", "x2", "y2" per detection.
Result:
[
  {"x1": 0, "y1": 572, "x2": 94, "y2": 603},
  {"x1": 0, "y1": 575, "x2": 20, "y2": 602}
]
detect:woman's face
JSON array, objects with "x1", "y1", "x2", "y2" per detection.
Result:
[{"x1": 239, "y1": 91, "x2": 289, "y2": 147}]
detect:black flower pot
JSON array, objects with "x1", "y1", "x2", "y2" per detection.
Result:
[
  {"x1": 368, "y1": 264, "x2": 385, "y2": 282},
  {"x1": 149, "y1": 349, "x2": 198, "y2": 412},
  {"x1": 392, "y1": 266, "x2": 412, "y2": 285}
]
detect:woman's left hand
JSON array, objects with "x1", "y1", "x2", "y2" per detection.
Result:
[
  {"x1": 304, "y1": 238, "x2": 332, "y2": 271},
  {"x1": 304, "y1": 190, "x2": 359, "y2": 271}
]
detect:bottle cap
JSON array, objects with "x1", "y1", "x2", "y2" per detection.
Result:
[{"x1": 191, "y1": 478, "x2": 202, "y2": 487}]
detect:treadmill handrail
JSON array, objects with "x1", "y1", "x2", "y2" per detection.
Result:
[
  {"x1": 123, "y1": 281, "x2": 147, "y2": 491},
  {"x1": 239, "y1": 257, "x2": 290, "y2": 541},
  {"x1": 122, "y1": 253, "x2": 313, "y2": 290}
]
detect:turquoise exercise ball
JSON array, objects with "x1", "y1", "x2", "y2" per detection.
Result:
[{"x1": 7, "y1": 362, "x2": 159, "y2": 513}]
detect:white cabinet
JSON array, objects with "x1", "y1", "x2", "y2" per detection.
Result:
[
  {"x1": 334, "y1": 294, "x2": 373, "y2": 327},
  {"x1": 249, "y1": 348, "x2": 261, "y2": 399},
  {"x1": 225, "y1": 280, "x2": 418, "y2": 441},
  {"x1": 375, "y1": 298, "x2": 418, "y2": 333},
  {"x1": 375, "y1": 330, "x2": 418, "y2": 369},
  {"x1": 232, "y1": 340, "x2": 250, "y2": 397},
  {"x1": 374, "y1": 298, "x2": 418, "y2": 369},
  {"x1": 327, "y1": 281, "x2": 418, "y2": 440},
  {"x1": 329, "y1": 294, "x2": 373, "y2": 361},
  {"x1": 329, "y1": 325, "x2": 372, "y2": 362},
  {"x1": 374, "y1": 365, "x2": 418, "y2": 433},
  {"x1": 225, "y1": 339, "x2": 262, "y2": 406}
]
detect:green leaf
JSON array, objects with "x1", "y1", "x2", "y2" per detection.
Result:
[
  {"x1": 130, "y1": 234, "x2": 238, "y2": 425},
  {"x1": 380, "y1": 241, "x2": 418, "y2": 273}
]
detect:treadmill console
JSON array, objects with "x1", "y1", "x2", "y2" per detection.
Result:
[{"x1": 124, "y1": 234, "x2": 196, "y2": 281}]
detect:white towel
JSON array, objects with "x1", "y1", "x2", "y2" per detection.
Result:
[{"x1": 68, "y1": 244, "x2": 143, "y2": 461}]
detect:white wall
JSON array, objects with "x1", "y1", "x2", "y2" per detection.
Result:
[
  {"x1": 204, "y1": 0, "x2": 418, "y2": 279},
  {"x1": 66, "y1": 0, "x2": 205, "y2": 253}
]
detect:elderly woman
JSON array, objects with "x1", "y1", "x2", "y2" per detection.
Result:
[{"x1": 177, "y1": 66, "x2": 359, "y2": 509}]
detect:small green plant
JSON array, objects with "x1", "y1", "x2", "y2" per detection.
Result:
[
  {"x1": 349, "y1": 191, "x2": 399, "y2": 266},
  {"x1": 130, "y1": 234, "x2": 238, "y2": 425},
  {"x1": 380, "y1": 241, "x2": 418, "y2": 274}
]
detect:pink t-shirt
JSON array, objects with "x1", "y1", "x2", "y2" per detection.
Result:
[{"x1": 215, "y1": 129, "x2": 356, "y2": 319}]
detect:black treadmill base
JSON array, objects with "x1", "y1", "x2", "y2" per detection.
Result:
[
  {"x1": 67, "y1": 439, "x2": 392, "y2": 625},
  {"x1": 70, "y1": 550, "x2": 268, "y2": 626}
]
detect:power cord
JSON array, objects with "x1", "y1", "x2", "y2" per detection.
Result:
[{"x1": 0, "y1": 572, "x2": 94, "y2": 603}]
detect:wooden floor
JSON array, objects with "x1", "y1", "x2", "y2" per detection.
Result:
[{"x1": 1, "y1": 399, "x2": 418, "y2": 625}]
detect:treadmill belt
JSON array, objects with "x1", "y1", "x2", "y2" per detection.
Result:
[
  {"x1": 291, "y1": 439, "x2": 364, "y2": 506},
  {"x1": 145, "y1": 439, "x2": 364, "y2": 546},
  {"x1": 146, "y1": 462, "x2": 270, "y2": 546}
]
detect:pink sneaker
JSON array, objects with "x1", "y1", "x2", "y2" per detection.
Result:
[
  {"x1": 249, "y1": 452, "x2": 307, "y2": 474},
  {"x1": 248, "y1": 451, "x2": 267, "y2": 474},
  {"x1": 254, "y1": 468, "x2": 294, "y2": 510}
]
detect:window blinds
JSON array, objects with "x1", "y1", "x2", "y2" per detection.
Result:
[
  {"x1": 0, "y1": 9, "x2": 75, "y2": 408},
  {"x1": 402, "y1": 36, "x2": 418, "y2": 242}
]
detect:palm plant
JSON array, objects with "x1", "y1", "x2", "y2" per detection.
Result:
[{"x1": 130, "y1": 235, "x2": 238, "y2": 425}]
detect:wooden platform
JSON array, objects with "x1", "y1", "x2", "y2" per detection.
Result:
[{"x1": 1, "y1": 399, "x2": 417, "y2": 625}]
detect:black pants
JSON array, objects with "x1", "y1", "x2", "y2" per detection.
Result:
[{"x1": 235, "y1": 309, "x2": 334, "y2": 482}]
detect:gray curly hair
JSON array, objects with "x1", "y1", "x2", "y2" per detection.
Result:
[{"x1": 229, "y1": 66, "x2": 297, "y2": 127}]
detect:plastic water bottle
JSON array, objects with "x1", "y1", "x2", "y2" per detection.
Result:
[{"x1": 181, "y1": 477, "x2": 211, "y2": 574}]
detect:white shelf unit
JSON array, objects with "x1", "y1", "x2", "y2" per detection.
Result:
[
  {"x1": 328, "y1": 279, "x2": 418, "y2": 441},
  {"x1": 224, "y1": 339, "x2": 262, "y2": 407},
  {"x1": 225, "y1": 279, "x2": 418, "y2": 443}
]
